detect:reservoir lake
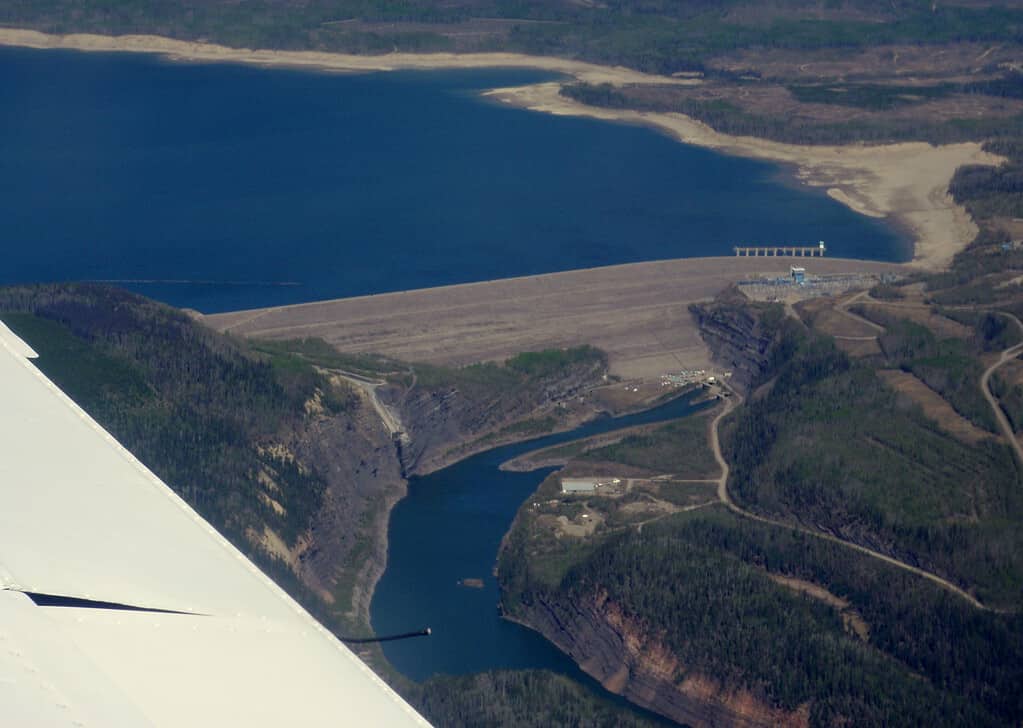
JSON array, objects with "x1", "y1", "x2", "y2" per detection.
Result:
[
  {"x1": 7, "y1": 44, "x2": 907, "y2": 701},
  {"x1": 4, "y1": 46, "x2": 906, "y2": 314}
]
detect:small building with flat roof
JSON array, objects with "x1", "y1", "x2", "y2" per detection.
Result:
[{"x1": 560, "y1": 477, "x2": 619, "y2": 494}]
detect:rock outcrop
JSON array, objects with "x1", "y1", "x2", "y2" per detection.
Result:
[
  {"x1": 287, "y1": 355, "x2": 606, "y2": 625},
  {"x1": 381, "y1": 360, "x2": 605, "y2": 476},
  {"x1": 513, "y1": 590, "x2": 809, "y2": 728},
  {"x1": 689, "y1": 292, "x2": 782, "y2": 393},
  {"x1": 290, "y1": 392, "x2": 406, "y2": 624}
]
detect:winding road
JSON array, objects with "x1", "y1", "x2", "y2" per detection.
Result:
[
  {"x1": 706, "y1": 382, "x2": 989, "y2": 611},
  {"x1": 979, "y1": 312, "x2": 1023, "y2": 467},
  {"x1": 333, "y1": 369, "x2": 406, "y2": 438},
  {"x1": 836, "y1": 289, "x2": 887, "y2": 335}
]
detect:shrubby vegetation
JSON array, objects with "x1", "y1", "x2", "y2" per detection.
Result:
[
  {"x1": 867, "y1": 281, "x2": 907, "y2": 299},
  {"x1": 414, "y1": 345, "x2": 605, "y2": 398},
  {"x1": 580, "y1": 412, "x2": 718, "y2": 477},
  {"x1": 926, "y1": 238, "x2": 1023, "y2": 303},
  {"x1": 991, "y1": 371, "x2": 1023, "y2": 433},
  {"x1": 251, "y1": 337, "x2": 408, "y2": 381},
  {"x1": 413, "y1": 670, "x2": 663, "y2": 728},
  {"x1": 855, "y1": 308, "x2": 999, "y2": 431},
  {"x1": 933, "y1": 307, "x2": 1022, "y2": 352},
  {"x1": 789, "y1": 73, "x2": 1023, "y2": 111},
  {"x1": 562, "y1": 81, "x2": 1023, "y2": 146},
  {"x1": 789, "y1": 81, "x2": 957, "y2": 110},
  {"x1": 944, "y1": 138, "x2": 1023, "y2": 303},
  {"x1": 951, "y1": 148, "x2": 1023, "y2": 221}
]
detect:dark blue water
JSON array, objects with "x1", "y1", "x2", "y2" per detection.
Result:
[
  {"x1": 372, "y1": 390, "x2": 710, "y2": 681},
  {"x1": 3, "y1": 47, "x2": 907, "y2": 313}
]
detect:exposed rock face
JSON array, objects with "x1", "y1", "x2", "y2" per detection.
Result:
[
  {"x1": 381, "y1": 362, "x2": 605, "y2": 476},
  {"x1": 261, "y1": 355, "x2": 607, "y2": 631},
  {"x1": 513, "y1": 591, "x2": 808, "y2": 728},
  {"x1": 282, "y1": 358, "x2": 605, "y2": 625},
  {"x1": 689, "y1": 295, "x2": 779, "y2": 393},
  {"x1": 289, "y1": 391, "x2": 406, "y2": 624}
]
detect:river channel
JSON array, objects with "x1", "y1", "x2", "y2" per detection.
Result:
[{"x1": 371, "y1": 390, "x2": 711, "y2": 682}]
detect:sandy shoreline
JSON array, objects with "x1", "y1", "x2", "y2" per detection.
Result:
[
  {"x1": 0, "y1": 28, "x2": 688, "y2": 85},
  {"x1": 484, "y1": 82, "x2": 1004, "y2": 270},
  {"x1": 0, "y1": 27, "x2": 1004, "y2": 269}
]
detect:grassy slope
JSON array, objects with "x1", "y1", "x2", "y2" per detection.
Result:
[
  {"x1": 579, "y1": 411, "x2": 719, "y2": 477},
  {"x1": 413, "y1": 346, "x2": 606, "y2": 399}
]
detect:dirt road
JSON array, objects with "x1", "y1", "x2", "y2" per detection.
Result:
[
  {"x1": 980, "y1": 313, "x2": 1023, "y2": 467},
  {"x1": 334, "y1": 370, "x2": 405, "y2": 438},
  {"x1": 707, "y1": 381, "x2": 988, "y2": 610}
]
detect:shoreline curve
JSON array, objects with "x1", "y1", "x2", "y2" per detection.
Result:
[{"x1": 0, "y1": 27, "x2": 1006, "y2": 271}]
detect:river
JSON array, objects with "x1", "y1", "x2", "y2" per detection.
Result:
[{"x1": 371, "y1": 390, "x2": 711, "y2": 681}]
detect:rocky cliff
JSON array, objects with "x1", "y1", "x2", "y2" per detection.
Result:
[
  {"x1": 689, "y1": 291, "x2": 787, "y2": 393},
  {"x1": 286, "y1": 349, "x2": 608, "y2": 627},
  {"x1": 512, "y1": 591, "x2": 808, "y2": 728},
  {"x1": 288, "y1": 392, "x2": 406, "y2": 626},
  {"x1": 381, "y1": 357, "x2": 606, "y2": 476}
]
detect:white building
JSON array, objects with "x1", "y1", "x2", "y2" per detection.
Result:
[{"x1": 560, "y1": 477, "x2": 619, "y2": 493}]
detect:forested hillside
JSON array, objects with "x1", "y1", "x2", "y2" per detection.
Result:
[
  {"x1": 722, "y1": 326, "x2": 1023, "y2": 609},
  {"x1": 499, "y1": 243, "x2": 1023, "y2": 724},
  {"x1": 4, "y1": 0, "x2": 1022, "y2": 74},
  {"x1": 501, "y1": 504, "x2": 1023, "y2": 726},
  {"x1": 562, "y1": 80, "x2": 1023, "y2": 145},
  {"x1": 6, "y1": 1, "x2": 1022, "y2": 171},
  {"x1": 0, "y1": 283, "x2": 645, "y2": 728},
  {"x1": 413, "y1": 670, "x2": 665, "y2": 728},
  {"x1": 0, "y1": 283, "x2": 358, "y2": 613},
  {"x1": 0, "y1": 284, "x2": 346, "y2": 545}
]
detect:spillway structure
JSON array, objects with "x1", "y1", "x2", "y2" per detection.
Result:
[{"x1": 734, "y1": 241, "x2": 826, "y2": 257}]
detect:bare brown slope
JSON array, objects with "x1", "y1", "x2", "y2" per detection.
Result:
[{"x1": 205, "y1": 257, "x2": 909, "y2": 380}]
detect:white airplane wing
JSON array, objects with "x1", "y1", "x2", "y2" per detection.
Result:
[{"x1": 0, "y1": 320, "x2": 430, "y2": 727}]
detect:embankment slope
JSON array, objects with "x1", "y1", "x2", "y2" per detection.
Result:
[{"x1": 205, "y1": 257, "x2": 909, "y2": 380}]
